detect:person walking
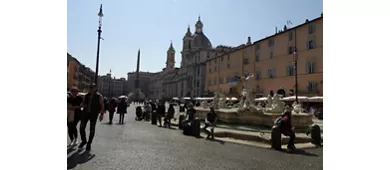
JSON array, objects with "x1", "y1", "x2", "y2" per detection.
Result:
[
  {"x1": 165, "y1": 104, "x2": 175, "y2": 128},
  {"x1": 107, "y1": 98, "x2": 117, "y2": 124},
  {"x1": 117, "y1": 98, "x2": 127, "y2": 124},
  {"x1": 78, "y1": 84, "x2": 105, "y2": 152},
  {"x1": 67, "y1": 87, "x2": 83, "y2": 146},
  {"x1": 157, "y1": 101, "x2": 166, "y2": 127}
]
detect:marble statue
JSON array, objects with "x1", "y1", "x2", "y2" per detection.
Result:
[
  {"x1": 292, "y1": 101, "x2": 304, "y2": 114},
  {"x1": 263, "y1": 94, "x2": 285, "y2": 114},
  {"x1": 219, "y1": 93, "x2": 227, "y2": 108},
  {"x1": 201, "y1": 101, "x2": 208, "y2": 109},
  {"x1": 213, "y1": 93, "x2": 220, "y2": 109}
]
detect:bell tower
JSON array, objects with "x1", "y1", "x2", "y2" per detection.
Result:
[{"x1": 166, "y1": 41, "x2": 175, "y2": 70}]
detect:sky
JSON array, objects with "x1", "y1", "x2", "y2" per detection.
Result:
[{"x1": 67, "y1": 0, "x2": 323, "y2": 79}]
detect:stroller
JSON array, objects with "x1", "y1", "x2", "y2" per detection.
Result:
[{"x1": 135, "y1": 106, "x2": 143, "y2": 121}]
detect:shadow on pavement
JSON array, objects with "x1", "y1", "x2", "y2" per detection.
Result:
[
  {"x1": 67, "y1": 151, "x2": 95, "y2": 169},
  {"x1": 67, "y1": 147, "x2": 76, "y2": 154},
  {"x1": 276, "y1": 148, "x2": 319, "y2": 157},
  {"x1": 101, "y1": 122, "x2": 113, "y2": 125},
  {"x1": 208, "y1": 138, "x2": 226, "y2": 145}
]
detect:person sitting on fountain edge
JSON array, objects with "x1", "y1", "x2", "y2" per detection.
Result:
[
  {"x1": 182, "y1": 103, "x2": 196, "y2": 126},
  {"x1": 280, "y1": 109, "x2": 296, "y2": 150},
  {"x1": 202, "y1": 107, "x2": 218, "y2": 140}
]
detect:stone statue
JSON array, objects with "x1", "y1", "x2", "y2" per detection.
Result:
[
  {"x1": 219, "y1": 93, "x2": 227, "y2": 108},
  {"x1": 263, "y1": 94, "x2": 285, "y2": 114},
  {"x1": 201, "y1": 101, "x2": 208, "y2": 108},
  {"x1": 292, "y1": 101, "x2": 304, "y2": 114},
  {"x1": 213, "y1": 92, "x2": 220, "y2": 109}
]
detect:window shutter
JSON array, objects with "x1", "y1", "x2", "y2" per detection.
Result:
[
  {"x1": 306, "y1": 82, "x2": 310, "y2": 91},
  {"x1": 313, "y1": 24, "x2": 316, "y2": 33},
  {"x1": 306, "y1": 62, "x2": 309, "y2": 74},
  {"x1": 286, "y1": 65, "x2": 290, "y2": 76},
  {"x1": 313, "y1": 62, "x2": 316, "y2": 73},
  {"x1": 313, "y1": 40, "x2": 316, "y2": 49},
  {"x1": 306, "y1": 41, "x2": 309, "y2": 50}
]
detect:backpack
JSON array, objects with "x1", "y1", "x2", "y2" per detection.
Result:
[{"x1": 274, "y1": 116, "x2": 283, "y2": 126}]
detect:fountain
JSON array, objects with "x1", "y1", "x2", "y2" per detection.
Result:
[
  {"x1": 219, "y1": 93, "x2": 227, "y2": 108},
  {"x1": 194, "y1": 74, "x2": 313, "y2": 130}
]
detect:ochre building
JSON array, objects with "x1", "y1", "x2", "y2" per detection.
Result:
[{"x1": 206, "y1": 15, "x2": 323, "y2": 98}]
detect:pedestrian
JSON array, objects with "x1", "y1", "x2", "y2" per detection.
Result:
[
  {"x1": 107, "y1": 98, "x2": 117, "y2": 124},
  {"x1": 67, "y1": 87, "x2": 83, "y2": 146},
  {"x1": 202, "y1": 107, "x2": 218, "y2": 140},
  {"x1": 78, "y1": 84, "x2": 105, "y2": 152},
  {"x1": 117, "y1": 98, "x2": 127, "y2": 124},
  {"x1": 165, "y1": 104, "x2": 175, "y2": 128},
  {"x1": 280, "y1": 109, "x2": 296, "y2": 150},
  {"x1": 157, "y1": 101, "x2": 166, "y2": 127}
]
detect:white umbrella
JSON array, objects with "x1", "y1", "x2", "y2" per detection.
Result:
[
  {"x1": 182, "y1": 97, "x2": 191, "y2": 100},
  {"x1": 119, "y1": 95, "x2": 128, "y2": 99},
  {"x1": 254, "y1": 97, "x2": 268, "y2": 101},
  {"x1": 308, "y1": 96, "x2": 323, "y2": 102},
  {"x1": 230, "y1": 97, "x2": 238, "y2": 101},
  {"x1": 172, "y1": 97, "x2": 179, "y2": 100},
  {"x1": 282, "y1": 96, "x2": 308, "y2": 101},
  {"x1": 194, "y1": 97, "x2": 202, "y2": 100}
]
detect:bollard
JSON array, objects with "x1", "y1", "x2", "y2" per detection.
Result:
[
  {"x1": 191, "y1": 119, "x2": 201, "y2": 137},
  {"x1": 178, "y1": 115, "x2": 185, "y2": 129},
  {"x1": 271, "y1": 125, "x2": 282, "y2": 150},
  {"x1": 151, "y1": 111, "x2": 157, "y2": 125},
  {"x1": 310, "y1": 124, "x2": 322, "y2": 146}
]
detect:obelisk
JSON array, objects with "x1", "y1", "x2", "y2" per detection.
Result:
[{"x1": 134, "y1": 49, "x2": 140, "y2": 90}]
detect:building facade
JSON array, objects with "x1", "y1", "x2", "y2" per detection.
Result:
[
  {"x1": 67, "y1": 53, "x2": 95, "y2": 91},
  {"x1": 148, "y1": 17, "x2": 234, "y2": 99},
  {"x1": 206, "y1": 15, "x2": 323, "y2": 98},
  {"x1": 127, "y1": 71, "x2": 155, "y2": 97},
  {"x1": 98, "y1": 73, "x2": 128, "y2": 97}
]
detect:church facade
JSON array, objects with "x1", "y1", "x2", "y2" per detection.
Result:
[{"x1": 148, "y1": 17, "x2": 234, "y2": 99}]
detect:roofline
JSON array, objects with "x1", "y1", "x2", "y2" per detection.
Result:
[{"x1": 205, "y1": 15, "x2": 323, "y2": 62}]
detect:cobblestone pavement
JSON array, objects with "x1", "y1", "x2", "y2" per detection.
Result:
[{"x1": 67, "y1": 104, "x2": 323, "y2": 170}]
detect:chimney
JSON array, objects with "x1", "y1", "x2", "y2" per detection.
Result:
[
  {"x1": 246, "y1": 36, "x2": 252, "y2": 45},
  {"x1": 283, "y1": 25, "x2": 287, "y2": 31},
  {"x1": 305, "y1": 19, "x2": 309, "y2": 23},
  {"x1": 275, "y1": 27, "x2": 277, "y2": 34},
  {"x1": 321, "y1": 12, "x2": 323, "y2": 17}
]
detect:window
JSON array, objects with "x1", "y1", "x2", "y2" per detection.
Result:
[
  {"x1": 268, "y1": 39, "x2": 274, "y2": 47},
  {"x1": 208, "y1": 80, "x2": 211, "y2": 86},
  {"x1": 307, "y1": 62, "x2": 315, "y2": 74},
  {"x1": 208, "y1": 68, "x2": 211, "y2": 73},
  {"x1": 221, "y1": 56, "x2": 224, "y2": 61},
  {"x1": 214, "y1": 59, "x2": 217, "y2": 64},
  {"x1": 308, "y1": 40, "x2": 315, "y2": 50},
  {"x1": 229, "y1": 88, "x2": 237, "y2": 93},
  {"x1": 307, "y1": 81, "x2": 318, "y2": 93},
  {"x1": 255, "y1": 55, "x2": 260, "y2": 62},
  {"x1": 308, "y1": 25, "x2": 315, "y2": 34},
  {"x1": 268, "y1": 68, "x2": 275, "y2": 78},
  {"x1": 226, "y1": 63, "x2": 230, "y2": 68},
  {"x1": 243, "y1": 58, "x2": 249, "y2": 65},
  {"x1": 214, "y1": 66, "x2": 217, "y2": 72},
  {"x1": 213, "y1": 78, "x2": 217, "y2": 85},
  {"x1": 269, "y1": 52, "x2": 273, "y2": 58},
  {"x1": 255, "y1": 43, "x2": 260, "y2": 51},
  {"x1": 287, "y1": 64, "x2": 295, "y2": 76},
  {"x1": 255, "y1": 72, "x2": 261, "y2": 80},
  {"x1": 288, "y1": 32, "x2": 293, "y2": 41},
  {"x1": 227, "y1": 54, "x2": 230, "y2": 60},
  {"x1": 288, "y1": 47, "x2": 295, "y2": 54},
  {"x1": 219, "y1": 78, "x2": 224, "y2": 84}
]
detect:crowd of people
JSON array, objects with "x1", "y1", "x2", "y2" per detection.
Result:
[{"x1": 68, "y1": 84, "x2": 297, "y2": 152}]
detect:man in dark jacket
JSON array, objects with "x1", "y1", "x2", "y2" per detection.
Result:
[
  {"x1": 280, "y1": 109, "x2": 296, "y2": 150},
  {"x1": 79, "y1": 84, "x2": 105, "y2": 152}
]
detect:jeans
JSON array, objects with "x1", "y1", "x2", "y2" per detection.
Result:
[
  {"x1": 109, "y1": 111, "x2": 115, "y2": 123},
  {"x1": 119, "y1": 113, "x2": 125, "y2": 124},
  {"x1": 67, "y1": 114, "x2": 80, "y2": 141},
  {"x1": 202, "y1": 123, "x2": 215, "y2": 138},
  {"x1": 283, "y1": 131, "x2": 296, "y2": 148},
  {"x1": 79, "y1": 113, "x2": 99, "y2": 145}
]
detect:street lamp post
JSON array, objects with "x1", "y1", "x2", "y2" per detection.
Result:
[
  {"x1": 293, "y1": 51, "x2": 298, "y2": 103},
  {"x1": 94, "y1": 4, "x2": 104, "y2": 85}
]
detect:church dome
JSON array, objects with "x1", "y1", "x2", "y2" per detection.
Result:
[{"x1": 191, "y1": 32, "x2": 212, "y2": 49}]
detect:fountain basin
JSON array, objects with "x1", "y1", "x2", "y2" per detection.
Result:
[{"x1": 194, "y1": 107, "x2": 313, "y2": 130}]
